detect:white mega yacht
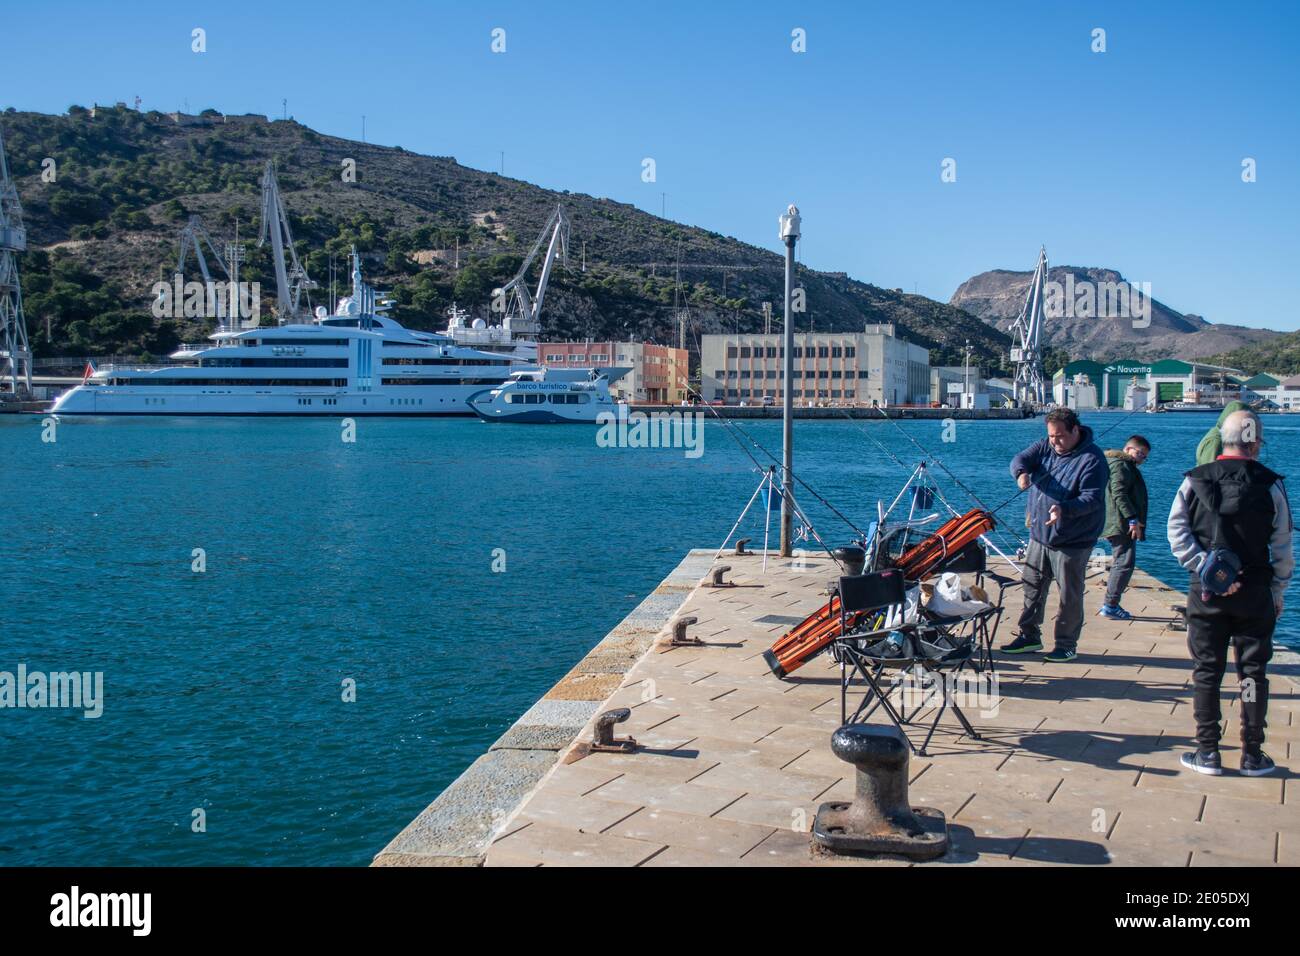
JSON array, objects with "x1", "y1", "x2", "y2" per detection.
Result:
[{"x1": 51, "y1": 254, "x2": 528, "y2": 417}]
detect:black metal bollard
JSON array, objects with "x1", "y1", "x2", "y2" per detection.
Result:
[
  {"x1": 590, "y1": 708, "x2": 637, "y2": 753},
  {"x1": 833, "y1": 545, "x2": 867, "y2": 577},
  {"x1": 811, "y1": 724, "x2": 949, "y2": 859},
  {"x1": 669, "y1": 615, "x2": 702, "y2": 647}
]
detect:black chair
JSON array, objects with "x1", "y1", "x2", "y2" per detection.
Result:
[{"x1": 831, "y1": 570, "x2": 983, "y2": 756}]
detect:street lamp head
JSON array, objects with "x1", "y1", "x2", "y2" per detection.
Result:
[{"x1": 778, "y1": 204, "x2": 801, "y2": 240}]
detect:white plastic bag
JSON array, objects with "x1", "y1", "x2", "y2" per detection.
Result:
[{"x1": 924, "y1": 572, "x2": 992, "y2": 618}]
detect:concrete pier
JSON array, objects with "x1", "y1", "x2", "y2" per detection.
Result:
[{"x1": 377, "y1": 550, "x2": 1298, "y2": 867}]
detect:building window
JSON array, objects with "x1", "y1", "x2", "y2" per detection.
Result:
[
  {"x1": 832, "y1": 347, "x2": 842, "y2": 358},
  {"x1": 818, "y1": 346, "x2": 829, "y2": 358},
  {"x1": 727, "y1": 346, "x2": 737, "y2": 358},
  {"x1": 845, "y1": 347, "x2": 856, "y2": 358},
  {"x1": 740, "y1": 347, "x2": 751, "y2": 358}
]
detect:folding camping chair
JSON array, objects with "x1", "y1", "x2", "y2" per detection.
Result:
[{"x1": 830, "y1": 570, "x2": 983, "y2": 756}]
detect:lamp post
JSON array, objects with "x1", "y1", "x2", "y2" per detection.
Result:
[{"x1": 778, "y1": 204, "x2": 801, "y2": 557}]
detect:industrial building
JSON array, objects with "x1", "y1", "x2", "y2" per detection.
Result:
[
  {"x1": 1241, "y1": 373, "x2": 1300, "y2": 410},
  {"x1": 535, "y1": 341, "x2": 688, "y2": 404},
  {"x1": 1052, "y1": 359, "x2": 1247, "y2": 409},
  {"x1": 930, "y1": 365, "x2": 996, "y2": 408},
  {"x1": 700, "y1": 324, "x2": 930, "y2": 406}
]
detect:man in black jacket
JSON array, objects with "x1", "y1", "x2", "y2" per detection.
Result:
[
  {"x1": 1167, "y1": 409, "x2": 1293, "y2": 777},
  {"x1": 1003, "y1": 408, "x2": 1108, "y2": 663}
]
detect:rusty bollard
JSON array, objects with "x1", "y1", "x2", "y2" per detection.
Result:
[
  {"x1": 590, "y1": 708, "x2": 637, "y2": 754},
  {"x1": 709, "y1": 565, "x2": 732, "y2": 587},
  {"x1": 669, "y1": 615, "x2": 702, "y2": 647},
  {"x1": 812, "y1": 724, "x2": 949, "y2": 859},
  {"x1": 734, "y1": 538, "x2": 751, "y2": 556}
]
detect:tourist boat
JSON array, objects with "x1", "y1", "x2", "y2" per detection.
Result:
[
  {"x1": 50, "y1": 254, "x2": 530, "y2": 416},
  {"x1": 467, "y1": 366, "x2": 629, "y2": 423}
]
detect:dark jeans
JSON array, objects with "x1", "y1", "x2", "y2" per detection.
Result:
[
  {"x1": 1104, "y1": 533, "x2": 1137, "y2": 607},
  {"x1": 1017, "y1": 538, "x2": 1093, "y2": 653},
  {"x1": 1185, "y1": 581, "x2": 1275, "y2": 752}
]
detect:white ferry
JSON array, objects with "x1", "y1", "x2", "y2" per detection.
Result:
[
  {"x1": 50, "y1": 254, "x2": 529, "y2": 417},
  {"x1": 468, "y1": 367, "x2": 628, "y2": 424}
]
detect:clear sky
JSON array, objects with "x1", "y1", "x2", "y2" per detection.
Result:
[{"x1": 5, "y1": 0, "x2": 1298, "y2": 330}]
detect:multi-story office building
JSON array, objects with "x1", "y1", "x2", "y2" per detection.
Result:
[{"x1": 700, "y1": 324, "x2": 930, "y2": 406}]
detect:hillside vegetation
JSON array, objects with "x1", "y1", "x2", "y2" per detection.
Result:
[{"x1": 3, "y1": 105, "x2": 1010, "y2": 370}]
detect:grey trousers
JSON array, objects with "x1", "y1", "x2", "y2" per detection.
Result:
[
  {"x1": 1104, "y1": 534, "x2": 1137, "y2": 608},
  {"x1": 1017, "y1": 538, "x2": 1093, "y2": 653}
]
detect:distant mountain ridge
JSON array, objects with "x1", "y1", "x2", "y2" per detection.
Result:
[
  {"x1": 950, "y1": 264, "x2": 1281, "y2": 363},
  {"x1": 2, "y1": 105, "x2": 1009, "y2": 369}
]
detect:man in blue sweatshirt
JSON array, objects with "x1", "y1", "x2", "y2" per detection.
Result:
[{"x1": 1003, "y1": 407, "x2": 1108, "y2": 662}]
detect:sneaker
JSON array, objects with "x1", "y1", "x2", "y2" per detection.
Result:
[
  {"x1": 1240, "y1": 750, "x2": 1276, "y2": 777},
  {"x1": 1000, "y1": 634, "x2": 1043, "y2": 654},
  {"x1": 1180, "y1": 750, "x2": 1223, "y2": 776},
  {"x1": 1044, "y1": 648, "x2": 1077, "y2": 663},
  {"x1": 1098, "y1": 604, "x2": 1133, "y2": 621}
]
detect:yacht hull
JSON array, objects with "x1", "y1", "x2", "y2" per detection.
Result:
[{"x1": 50, "y1": 383, "x2": 488, "y2": 416}]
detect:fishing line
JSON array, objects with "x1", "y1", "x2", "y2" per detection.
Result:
[{"x1": 685, "y1": 327, "x2": 869, "y2": 540}]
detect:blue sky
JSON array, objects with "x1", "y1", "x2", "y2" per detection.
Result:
[{"x1": 6, "y1": 1, "x2": 1298, "y2": 330}]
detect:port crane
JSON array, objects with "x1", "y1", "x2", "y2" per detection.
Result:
[
  {"x1": 0, "y1": 123, "x2": 31, "y2": 397},
  {"x1": 1009, "y1": 246, "x2": 1049, "y2": 408},
  {"x1": 494, "y1": 204, "x2": 569, "y2": 338},
  {"x1": 258, "y1": 161, "x2": 316, "y2": 322},
  {"x1": 175, "y1": 215, "x2": 232, "y2": 286}
]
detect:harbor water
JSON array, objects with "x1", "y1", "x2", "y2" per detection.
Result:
[{"x1": 1, "y1": 411, "x2": 1296, "y2": 865}]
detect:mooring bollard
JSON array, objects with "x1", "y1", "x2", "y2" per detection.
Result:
[
  {"x1": 811, "y1": 724, "x2": 949, "y2": 859},
  {"x1": 709, "y1": 565, "x2": 732, "y2": 587},
  {"x1": 734, "y1": 538, "x2": 751, "y2": 556},
  {"x1": 590, "y1": 708, "x2": 637, "y2": 753},
  {"x1": 669, "y1": 615, "x2": 701, "y2": 647},
  {"x1": 832, "y1": 545, "x2": 867, "y2": 577}
]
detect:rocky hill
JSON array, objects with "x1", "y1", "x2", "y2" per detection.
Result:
[
  {"x1": 2, "y1": 105, "x2": 1009, "y2": 370},
  {"x1": 1203, "y1": 329, "x2": 1300, "y2": 376},
  {"x1": 951, "y1": 265, "x2": 1279, "y2": 362}
]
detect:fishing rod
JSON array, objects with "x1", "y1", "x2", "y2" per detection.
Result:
[
  {"x1": 684, "y1": 328, "x2": 870, "y2": 540},
  {"x1": 986, "y1": 400, "x2": 1153, "y2": 516},
  {"x1": 677, "y1": 377, "x2": 851, "y2": 569}
]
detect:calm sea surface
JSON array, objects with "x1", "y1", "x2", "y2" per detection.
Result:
[{"x1": 1, "y1": 410, "x2": 1296, "y2": 865}]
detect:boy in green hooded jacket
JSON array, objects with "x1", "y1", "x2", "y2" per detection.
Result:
[{"x1": 1098, "y1": 435, "x2": 1151, "y2": 619}]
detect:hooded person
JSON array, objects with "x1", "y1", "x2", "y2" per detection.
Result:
[
  {"x1": 1002, "y1": 407, "x2": 1108, "y2": 662},
  {"x1": 1195, "y1": 401, "x2": 1247, "y2": 466},
  {"x1": 1098, "y1": 436, "x2": 1151, "y2": 619}
]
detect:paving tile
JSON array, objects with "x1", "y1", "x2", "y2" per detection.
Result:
[
  {"x1": 488, "y1": 821, "x2": 664, "y2": 866},
  {"x1": 516, "y1": 790, "x2": 643, "y2": 833},
  {"x1": 604, "y1": 807, "x2": 775, "y2": 859},
  {"x1": 588, "y1": 777, "x2": 747, "y2": 817}
]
